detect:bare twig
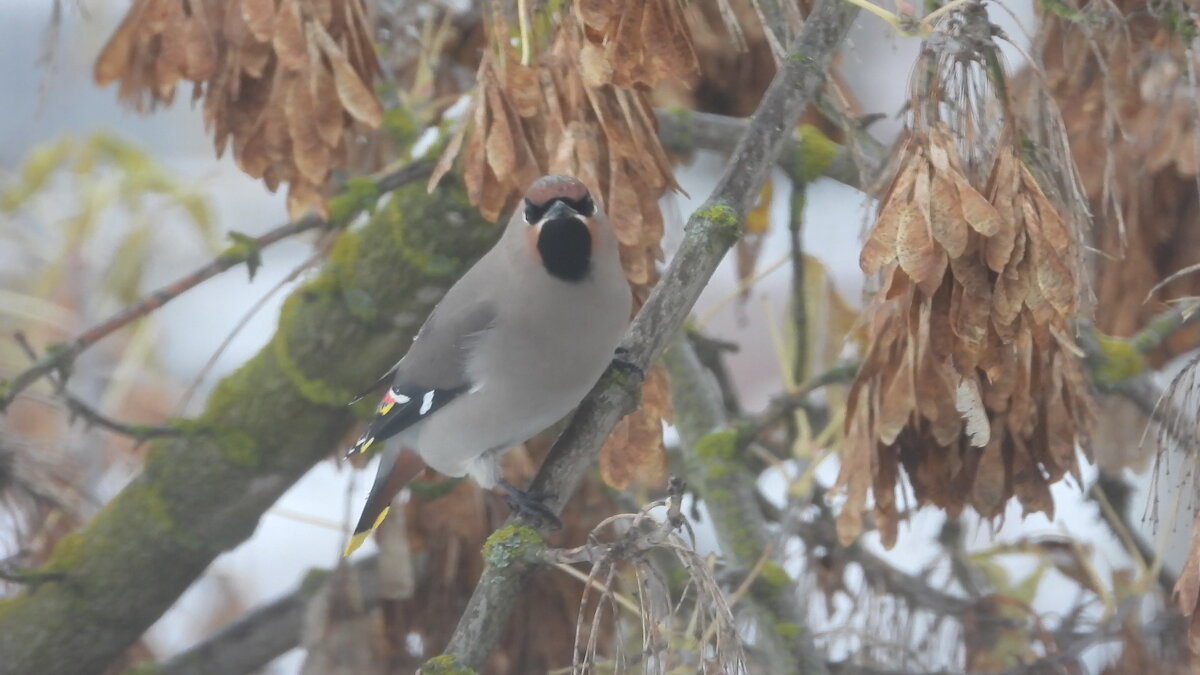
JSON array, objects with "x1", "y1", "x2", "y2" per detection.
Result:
[
  {"x1": 753, "y1": 361, "x2": 860, "y2": 433},
  {"x1": 13, "y1": 332, "x2": 181, "y2": 442},
  {"x1": 1090, "y1": 472, "x2": 1177, "y2": 597},
  {"x1": 788, "y1": 514, "x2": 972, "y2": 617},
  {"x1": 432, "y1": 2, "x2": 860, "y2": 669},
  {"x1": 654, "y1": 108, "x2": 870, "y2": 190},
  {"x1": 0, "y1": 159, "x2": 436, "y2": 412}
]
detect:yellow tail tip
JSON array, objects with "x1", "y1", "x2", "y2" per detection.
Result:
[
  {"x1": 341, "y1": 506, "x2": 391, "y2": 557},
  {"x1": 343, "y1": 531, "x2": 370, "y2": 557}
]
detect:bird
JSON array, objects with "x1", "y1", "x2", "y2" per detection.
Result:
[{"x1": 342, "y1": 174, "x2": 632, "y2": 556}]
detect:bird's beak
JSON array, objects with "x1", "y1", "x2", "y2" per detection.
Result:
[{"x1": 537, "y1": 200, "x2": 578, "y2": 231}]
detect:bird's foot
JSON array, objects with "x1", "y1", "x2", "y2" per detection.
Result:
[
  {"x1": 612, "y1": 347, "x2": 644, "y2": 379},
  {"x1": 498, "y1": 479, "x2": 562, "y2": 530}
]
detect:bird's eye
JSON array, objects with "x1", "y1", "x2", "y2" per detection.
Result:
[
  {"x1": 576, "y1": 194, "x2": 596, "y2": 217},
  {"x1": 524, "y1": 199, "x2": 545, "y2": 224}
]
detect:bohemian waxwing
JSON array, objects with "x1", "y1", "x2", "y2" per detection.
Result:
[{"x1": 342, "y1": 174, "x2": 632, "y2": 555}]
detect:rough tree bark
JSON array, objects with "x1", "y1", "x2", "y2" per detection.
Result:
[{"x1": 0, "y1": 179, "x2": 498, "y2": 675}]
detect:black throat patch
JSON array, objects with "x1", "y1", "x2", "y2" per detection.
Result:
[{"x1": 537, "y1": 217, "x2": 592, "y2": 282}]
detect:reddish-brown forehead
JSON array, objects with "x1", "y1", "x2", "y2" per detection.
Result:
[{"x1": 524, "y1": 175, "x2": 589, "y2": 205}]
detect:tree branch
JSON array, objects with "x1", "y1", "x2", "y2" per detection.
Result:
[
  {"x1": 432, "y1": 0, "x2": 860, "y2": 669},
  {"x1": 787, "y1": 514, "x2": 972, "y2": 617},
  {"x1": 157, "y1": 557, "x2": 380, "y2": 675},
  {"x1": 654, "y1": 108, "x2": 869, "y2": 190},
  {"x1": 0, "y1": 177, "x2": 498, "y2": 675},
  {"x1": 665, "y1": 335, "x2": 828, "y2": 674}
]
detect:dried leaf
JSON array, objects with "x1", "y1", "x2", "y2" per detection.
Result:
[
  {"x1": 955, "y1": 375, "x2": 990, "y2": 447},
  {"x1": 273, "y1": 0, "x2": 307, "y2": 71},
  {"x1": 240, "y1": 0, "x2": 276, "y2": 43},
  {"x1": 955, "y1": 174, "x2": 1002, "y2": 236},
  {"x1": 580, "y1": 43, "x2": 613, "y2": 88},
  {"x1": 896, "y1": 201, "x2": 944, "y2": 293},
  {"x1": 310, "y1": 21, "x2": 383, "y2": 127}
]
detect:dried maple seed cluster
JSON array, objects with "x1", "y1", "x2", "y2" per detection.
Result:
[
  {"x1": 837, "y1": 113, "x2": 1093, "y2": 547},
  {"x1": 95, "y1": 0, "x2": 383, "y2": 218}
]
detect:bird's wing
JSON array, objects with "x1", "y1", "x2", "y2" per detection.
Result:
[{"x1": 346, "y1": 291, "x2": 496, "y2": 458}]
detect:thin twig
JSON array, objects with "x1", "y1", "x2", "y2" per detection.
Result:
[
  {"x1": 753, "y1": 361, "x2": 860, "y2": 433},
  {"x1": 13, "y1": 332, "x2": 181, "y2": 442},
  {"x1": 787, "y1": 514, "x2": 973, "y2": 617},
  {"x1": 0, "y1": 159, "x2": 437, "y2": 412}
]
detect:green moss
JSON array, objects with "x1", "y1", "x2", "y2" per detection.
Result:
[
  {"x1": 794, "y1": 125, "x2": 840, "y2": 184},
  {"x1": 693, "y1": 428, "x2": 740, "y2": 479},
  {"x1": 1093, "y1": 334, "x2": 1144, "y2": 384},
  {"x1": 481, "y1": 524, "x2": 544, "y2": 571},
  {"x1": 664, "y1": 106, "x2": 694, "y2": 153},
  {"x1": 123, "y1": 662, "x2": 160, "y2": 675},
  {"x1": 0, "y1": 593, "x2": 30, "y2": 622},
  {"x1": 691, "y1": 202, "x2": 742, "y2": 243},
  {"x1": 759, "y1": 562, "x2": 792, "y2": 590},
  {"x1": 692, "y1": 428, "x2": 764, "y2": 563},
  {"x1": 299, "y1": 567, "x2": 330, "y2": 596},
  {"x1": 132, "y1": 482, "x2": 174, "y2": 534},
  {"x1": 170, "y1": 419, "x2": 261, "y2": 468},
  {"x1": 774, "y1": 621, "x2": 803, "y2": 638},
  {"x1": 1163, "y1": 6, "x2": 1199, "y2": 39},
  {"x1": 214, "y1": 429, "x2": 259, "y2": 468},
  {"x1": 420, "y1": 654, "x2": 477, "y2": 675},
  {"x1": 707, "y1": 489, "x2": 759, "y2": 563},
  {"x1": 327, "y1": 177, "x2": 380, "y2": 227},
  {"x1": 786, "y1": 53, "x2": 815, "y2": 64},
  {"x1": 1040, "y1": 0, "x2": 1090, "y2": 22},
  {"x1": 327, "y1": 230, "x2": 361, "y2": 270},
  {"x1": 382, "y1": 108, "x2": 421, "y2": 151},
  {"x1": 43, "y1": 533, "x2": 87, "y2": 573},
  {"x1": 384, "y1": 197, "x2": 464, "y2": 277},
  {"x1": 271, "y1": 323, "x2": 357, "y2": 407}
]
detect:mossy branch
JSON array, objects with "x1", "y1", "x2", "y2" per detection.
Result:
[
  {"x1": 666, "y1": 336, "x2": 829, "y2": 674},
  {"x1": 0, "y1": 178, "x2": 498, "y2": 675}
]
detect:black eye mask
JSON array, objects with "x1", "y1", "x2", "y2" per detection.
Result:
[{"x1": 524, "y1": 194, "x2": 596, "y2": 223}]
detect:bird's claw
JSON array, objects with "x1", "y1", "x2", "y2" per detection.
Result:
[
  {"x1": 498, "y1": 479, "x2": 562, "y2": 530},
  {"x1": 612, "y1": 347, "x2": 644, "y2": 379}
]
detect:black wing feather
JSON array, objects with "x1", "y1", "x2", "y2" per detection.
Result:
[{"x1": 345, "y1": 384, "x2": 468, "y2": 457}]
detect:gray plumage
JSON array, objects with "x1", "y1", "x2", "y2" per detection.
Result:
[{"x1": 344, "y1": 175, "x2": 631, "y2": 553}]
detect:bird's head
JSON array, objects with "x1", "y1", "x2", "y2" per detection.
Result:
[{"x1": 519, "y1": 174, "x2": 604, "y2": 283}]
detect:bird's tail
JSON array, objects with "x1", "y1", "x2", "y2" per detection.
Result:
[{"x1": 344, "y1": 448, "x2": 427, "y2": 556}]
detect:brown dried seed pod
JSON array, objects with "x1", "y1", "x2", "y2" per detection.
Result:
[{"x1": 835, "y1": 4, "x2": 1093, "y2": 546}]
